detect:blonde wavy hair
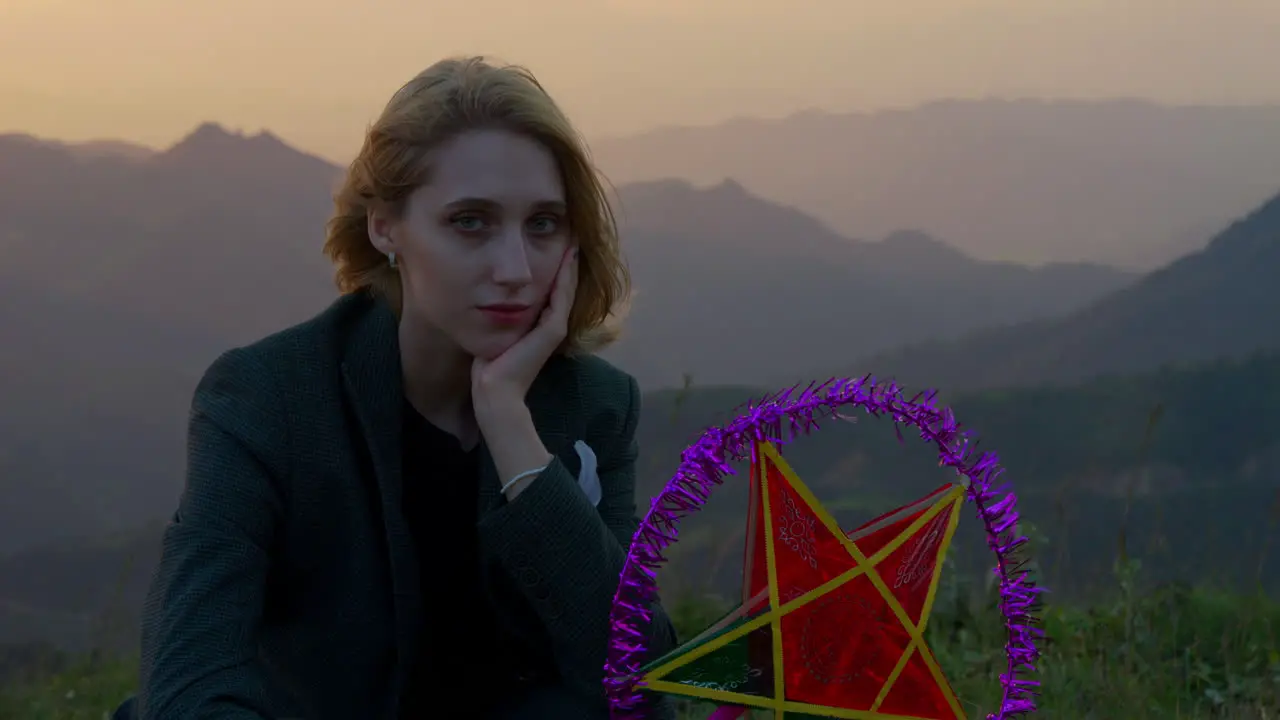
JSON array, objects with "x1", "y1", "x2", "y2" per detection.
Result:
[{"x1": 324, "y1": 56, "x2": 629, "y2": 354}]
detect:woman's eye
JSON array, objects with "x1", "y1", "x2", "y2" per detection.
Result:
[
  {"x1": 527, "y1": 215, "x2": 560, "y2": 235},
  {"x1": 450, "y1": 214, "x2": 487, "y2": 233}
]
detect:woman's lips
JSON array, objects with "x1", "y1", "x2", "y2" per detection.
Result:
[{"x1": 478, "y1": 304, "x2": 532, "y2": 324}]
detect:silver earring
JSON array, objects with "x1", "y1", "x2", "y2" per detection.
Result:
[{"x1": 387, "y1": 251, "x2": 397, "y2": 268}]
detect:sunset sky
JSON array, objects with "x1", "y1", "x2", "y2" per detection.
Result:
[{"x1": 3, "y1": 0, "x2": 1278, "y2": 162}]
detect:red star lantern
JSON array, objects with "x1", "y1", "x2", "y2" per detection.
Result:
[{"x1": 640, "y1": 441, "x2": 966, "y2": 719}]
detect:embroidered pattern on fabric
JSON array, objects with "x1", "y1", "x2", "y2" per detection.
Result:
[
  {"x1": 777, "y1": 491, "x2": 819, "y2": 569},
  {"x1": 674, "y1": 663, "x2": 766, "y2": 693},
  {"x1": 894, "y1": 509, "x2": 948, "y2": 590},
  {"x1": 780, "y1": 584, "x2": 809, "y2": 604}
]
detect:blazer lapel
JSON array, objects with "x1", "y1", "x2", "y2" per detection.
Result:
[{"x1": 339, "y1": 295, "x2": 421, "y2": 698}]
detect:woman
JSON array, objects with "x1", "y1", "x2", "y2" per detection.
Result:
[{"x1": 123, "y1": 56, "x2": 676, "y2": 720}]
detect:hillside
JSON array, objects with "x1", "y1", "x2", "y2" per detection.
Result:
[
  {"x1": 607, "y1": 178, "x2": 1135, "y2": 387},
  {"x1": 634, "y1": 353, "x2": 1280, "y2": 602},
  {"x1": 2, "y1": 353, "x2": 1277, "y2": 656},
  {"x1": 593, "y1": 99, "x2": 1280, "y2": 267},
  {"x1": 0, "y1": 125, "x2": 1137, "y2": 551},
  {"x1": 833, "y1": 190, "x2": 1280, "y2": 393}
]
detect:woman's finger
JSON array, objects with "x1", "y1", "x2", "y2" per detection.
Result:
[
  {"x1": 552, "y1": 247, "x2": 578, "y2": 317},
  {"x1": 541, "y1": 251, "x2": 576, "y2": 342},
  {"x1": 564, "y1": 249, "x2": 579, "y2": 305}
]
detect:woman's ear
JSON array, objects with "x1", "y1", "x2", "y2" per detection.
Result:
[{"x1": 367, "y1": 205, "x2": 397, "y2": 256}]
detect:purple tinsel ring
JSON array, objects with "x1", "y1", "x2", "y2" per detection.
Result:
[{"x1": 603, "y1": 376, "x2": 1044, "y2": 719}]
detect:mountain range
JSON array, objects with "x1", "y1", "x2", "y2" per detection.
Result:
[
  {"x1": 1, "y1": 117, "x2": 1276, "y2": 558},
  {"x1": 0, "y1": 124, "x2": 1138, "y2": 388},
  {"x1": 606, "y1": 177, "x2": 1135, "y2": 387},
  {"x1": 828, "y1": 190, "x2": 1280, "y2": 393},
  {"x1": 593, "y1": 99, "x2": 1280, "y2": 267}
]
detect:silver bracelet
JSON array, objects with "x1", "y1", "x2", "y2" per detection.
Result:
[{"x1": 500, "y1": 465, "x2": 547, "y2": 495}]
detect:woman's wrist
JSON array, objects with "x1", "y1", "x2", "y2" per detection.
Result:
[{"x1": 477, "y1": 400, "x2": 553, "y2": 499}]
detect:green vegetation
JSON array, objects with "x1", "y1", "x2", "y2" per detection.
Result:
[
  {"x1": 636, "y1": 354, "x2": 1280, "y2": 603},
  {"x1": 0, "y1": 654, "x2": 135, "y2": 720},
  {"x1": 2, "y1": 558, "x2": 1277, "y2": 719},
  {"x1": 640, "y1": 353, "x2": 1280, "y2": 498},
  {"x1": 658, "y1": 557, "x2": 1280, "y2": 720}
]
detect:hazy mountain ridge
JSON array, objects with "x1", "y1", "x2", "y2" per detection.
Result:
[
  {"x1": 607, "y1": 177, "x2": 1137, "y2": 387},
  {"x1": 593, "y1": 98, "x2": 1280, "y2": 267},
  {"x1": 830, "y1": 189, "x2": 1280, "y2": 392}
]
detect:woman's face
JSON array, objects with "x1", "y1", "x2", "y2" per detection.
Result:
[{"x1": 372, "y1": 129, "x2": 571, "y2": 361}]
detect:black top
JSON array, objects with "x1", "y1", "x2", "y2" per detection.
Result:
[{"x1": 398, "y1": 402, "x2": 552, "y2": 719}]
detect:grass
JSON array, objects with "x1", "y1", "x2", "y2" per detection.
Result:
[
  {"x1": 660, "y1": 559, "x2": 1280, "y2": 719},
  {"x1": 3, "y1": 560, "x2": 1276, "y2": 720},
  {"x1": 0, "y1": 655, "x2": 135, "y2": 720}
]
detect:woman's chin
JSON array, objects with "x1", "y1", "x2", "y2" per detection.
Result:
[{"x1": 466, "y1": 330, "x2": 525, "y2": 362}]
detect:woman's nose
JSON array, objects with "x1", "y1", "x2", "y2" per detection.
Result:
[{"x1": 491, "y1": 227, "x2": 533, "y2": 285}]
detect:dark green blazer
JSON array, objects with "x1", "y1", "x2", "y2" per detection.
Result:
[{"x1": 133, "y1": 291, "x2": 676, "y2": 719}]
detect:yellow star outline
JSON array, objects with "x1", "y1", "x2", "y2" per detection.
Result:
[{"x1": 641, "y1": 441, "x2": 967, "y2": 719}]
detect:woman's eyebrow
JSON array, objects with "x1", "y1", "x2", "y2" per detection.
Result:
[
  {"x1": 442, "y1": 197, "x2": 567, "y2": 213},
  {"x1": 531, "y1": 200, "x2": 567, "y2": 213},
  {"x1": 443, "y1": 197, "x2": 500, "y2": 211}
]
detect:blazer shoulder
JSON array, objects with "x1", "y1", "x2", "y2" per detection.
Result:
[
  {"x1": 210, "y1": 292, "x2": 374, "y2": 379},
  {"x1": 558, "y1": 352, "x2": 639, "y2": 420},
  {"x1": 193, "y1": 293, "x2": 373, "y2": 419}
]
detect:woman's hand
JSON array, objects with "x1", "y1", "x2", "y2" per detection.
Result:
[
  {"x1": 471, "y1": 245, "x2": 578, "y2": 421},
  {"x1": 472, "y1": 246, "x2": 578, "y2": 498}
]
